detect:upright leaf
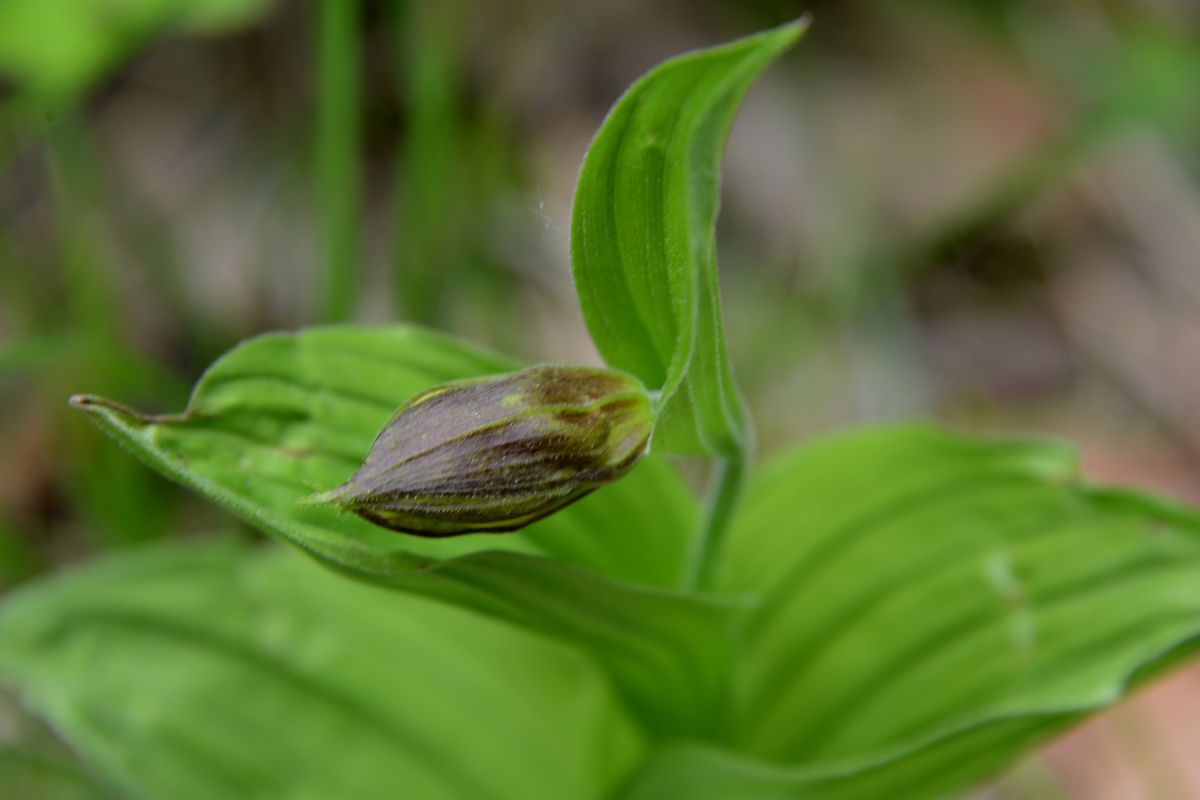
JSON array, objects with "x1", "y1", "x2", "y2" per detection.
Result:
[
  {"x1": 659, "y1": 425, "x2": 1200, "y2": 799},
  {"x1": 570, "y1": 21, "x2": 807, "y2": 456},
  {"x1": 0, "y1": 542, "x2": 643, "y2": 800},
  {"x1": 70, "y1": 325, "x2": 730, "y2": 734}
]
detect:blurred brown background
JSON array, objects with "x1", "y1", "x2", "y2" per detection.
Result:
[{"x1": 1, "y1": 0, "x2": 1199, "y2": 796}]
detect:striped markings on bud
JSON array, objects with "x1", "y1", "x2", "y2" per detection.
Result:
[{"x1": 305, "y1": 365, "x2": 654, "y2": 537}]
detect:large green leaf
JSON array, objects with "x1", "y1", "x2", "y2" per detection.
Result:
[
  {"x1": 70, "y1": 325, "x2": 731, "y2": 735},
  {"x1": 625, "y1": 426, "x2": 1200, "y2": 798},
  {"x1": 570, "y1": 21, "x2": 806, "y2": 456},
  {"x1": 0, "y1": 541, "x2": 643, "y2": 800}
]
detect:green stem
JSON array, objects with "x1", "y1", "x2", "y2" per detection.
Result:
[
  {"x1": 391, "y1": 0, "x2": 460, "y2": 324},
  {"x1": 315, "y1": 0, "x2": 361, "y2": 322},
  {"x1": 685, "y1": 451, "x2": 749, "y2": 592}
]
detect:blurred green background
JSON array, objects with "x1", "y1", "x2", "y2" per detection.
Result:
[{"x1": 1, "y1": 0, "x2": 1199, "y2": 797}]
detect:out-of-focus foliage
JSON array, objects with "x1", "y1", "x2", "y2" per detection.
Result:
[
  {"x1": 0, "y1": 541, "x2": 642, "y2": 800},
  {"x1": 0, "y1": 0, "x2": 275, "y2": 102}
]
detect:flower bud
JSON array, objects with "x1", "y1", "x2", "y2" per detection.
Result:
[{"x1": 308, "y1": 365, "x2": 653, "y2": 536}]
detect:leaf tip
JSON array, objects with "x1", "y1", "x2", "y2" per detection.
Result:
[
  {"x1": 67, "y1": 393, "x2": 146, "y2": 422},
  {"x1": 68, "y1": 394, "x2": 192, "y2": 436},
  {"x1": 67, "y1": 393, "x2": 98, "y2": 409},
  {"x1": 764, "y1": 15, "x2": 813, "y2": 53}
]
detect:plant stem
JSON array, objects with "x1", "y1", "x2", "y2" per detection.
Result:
[
  {"x1": 391, "y1": 0, "x2": 460, "y2": 325},
  {"x1": 315, "y1": 0, "x2": 361, "y2": 322},
  {"x1": 685, "y1": 450, "x2": 749, "y2": 592}
]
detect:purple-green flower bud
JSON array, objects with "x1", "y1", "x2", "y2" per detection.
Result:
[{"x1": 308, "y1": 365, "x2": 653, "y2": 536}]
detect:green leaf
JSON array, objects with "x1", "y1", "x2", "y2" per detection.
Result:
[
  {"x1": 618, "y1": 719, "x2": 1065, "y2": 800},
  {"x1": 570, "y1": 21, "x2": 807, "y2": 456},
  {"x1": 645, "y1": 425, "x2": 1200, "y2": 799},
  {"x1": 0, "y1": 542, "x2": 643, "y2": 800},
  {"x1": 70, "y1": 325, "x2": 730, "y2": 735}
]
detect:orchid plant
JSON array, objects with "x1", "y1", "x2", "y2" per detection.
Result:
[{"x1": 3, "y1": 21, "x2": 1200, "y2": 800}]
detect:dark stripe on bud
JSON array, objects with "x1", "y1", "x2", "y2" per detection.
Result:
[{"x1": 306, "y1": 365, "x2": 653, "y2": 536}]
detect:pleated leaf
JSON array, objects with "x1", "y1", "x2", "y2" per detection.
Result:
[
  {"x1": 0, "y1": 542, "x2": 643, "y2": 800},
  {"x1": 625, "y1": 425, "x2": 1200, "y2": 799},
  {"x1": 69, "y1": 325, "x2": 733, "y2": 735},
  {"x1": 570, "y1": 21, "x2": 806, "y2": 456}
]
